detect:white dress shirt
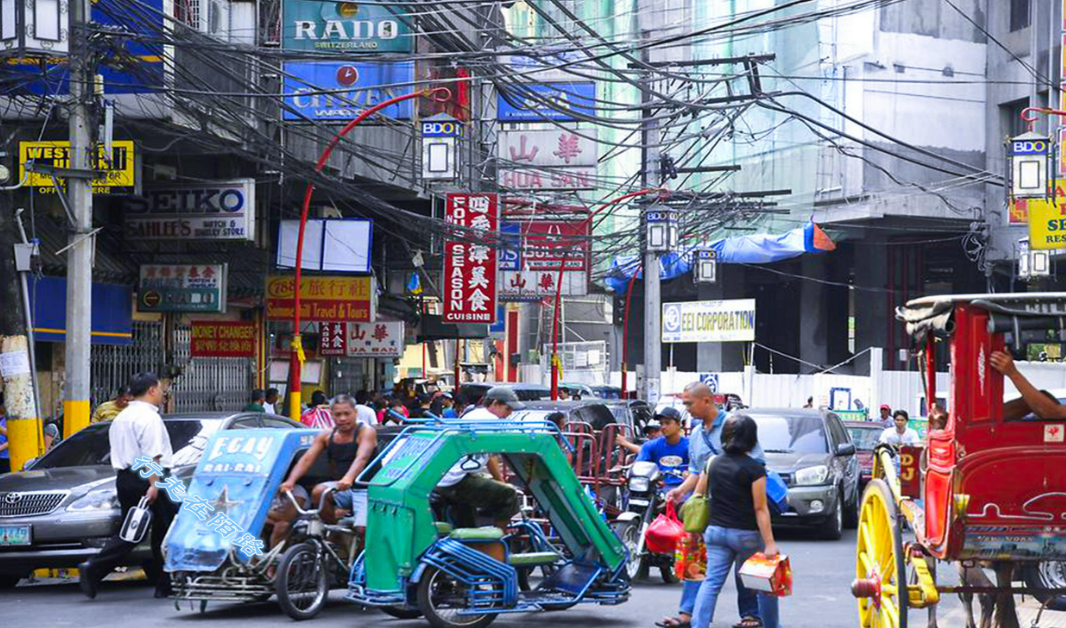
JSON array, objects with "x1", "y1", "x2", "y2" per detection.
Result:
[
  {"x1": 109, "y1": 400, "x2": 174, "y2": 470},
  {"x1": 878, "y1": 426, "x2": 920, "y2": 447},
  {"x1": 437, "y1": 407, "x2": 497, "y2": 487}
]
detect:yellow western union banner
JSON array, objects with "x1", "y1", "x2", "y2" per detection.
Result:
[{"x1": 19, "y1": 141, "x2": 136, "y2": 192}]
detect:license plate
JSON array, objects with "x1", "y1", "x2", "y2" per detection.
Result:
[
  {"x1": 0, "y1": 524, "x2": 31, "y2": 546},
  {"x1": 629, "y1": 498, "x2": 650, "y2": 507}
]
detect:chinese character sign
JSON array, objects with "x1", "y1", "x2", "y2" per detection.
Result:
[
  {"x1": 443, "y1": 194, "x2": 498, "y2": 324},
  {"x1": 319, "y1": 322, "x2": 347, "y2": 356},
  {"x1": 346, "y1": 321, "x2": 403, "y2": 357},
  {"x1": 265, "y1": 276, "x2": 374, "y2": 322},
  {"x1": 190, "y1": 322, "x2": 257, "y2": 357},
  {"x1": 138, "y1": 264, "x2": 228, "y2": 313}
]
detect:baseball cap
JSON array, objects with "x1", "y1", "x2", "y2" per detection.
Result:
[
  {"x1": 880, "y1": 404, "x2": 891, "y2": 411},
  {"x1": 655, "y1": 406, "x2": 683, "y2": 423},
  {"x1": 484, "y1": 386, "x2": 524, "y2": 410}
]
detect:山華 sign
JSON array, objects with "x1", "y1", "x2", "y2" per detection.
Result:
[{"x1": 282, "y1": 61, "x2": 415, "y2": 121}]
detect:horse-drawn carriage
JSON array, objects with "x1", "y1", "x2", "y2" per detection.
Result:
[{"x1": 852, "y1": 293, "x2": 1066, "y2": 627}]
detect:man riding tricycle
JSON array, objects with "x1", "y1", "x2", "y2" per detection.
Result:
[{"x1": 348, "y1": 416, "x2": 631, "y2": 628}]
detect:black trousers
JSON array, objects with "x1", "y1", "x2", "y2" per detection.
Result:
[{"x1": 86, "y1": 468, "x2": 177, "y2": 589}]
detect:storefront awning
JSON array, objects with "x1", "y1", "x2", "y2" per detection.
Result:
[{"x1": 28, "y1": 276, "x2": 134, "y2": 345}]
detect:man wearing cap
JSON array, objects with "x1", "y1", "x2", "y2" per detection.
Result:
[
  {"x1": 878, "y1": 404, "x2": 892, "y2": 427},
  {"x1": 635, "y1": 407, "x2": 689, "y2": 488},
  {"x1": 434, "y1": 386, "x2": 522, "y2": 532}
]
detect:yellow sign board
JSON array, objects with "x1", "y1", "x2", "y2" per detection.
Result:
[
  {"x1": 19, "y1": 140, "x2": 136, "y2": 193},
  {"x1": 1012, "y1": 179, "x2": 1066, "y2": 226},
  {"x1": 265, "y1": 275, "x2": 374, "y2": 322},
  {"x1": 1028, "y1": 189, "x2": 1066, "y2": 249}
]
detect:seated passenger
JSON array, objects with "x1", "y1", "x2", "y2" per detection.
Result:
[
  {"x1": 280, "y1": 395, "x2": 377, "y2": 527},
  {"x1": 879, "y1": 410, "x2": 920, "y2": 447},
  {"x1": 992, "y1": 350, "x2": 1065, "y2": 420},
  {"x1": 434, "y1": 387, "x2": 521, "y2": 532}
]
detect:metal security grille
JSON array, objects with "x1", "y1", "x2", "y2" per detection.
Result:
[
  {"x1": 91, "y1": 321, "x2": 164, "y2": 406},
  {"x1": 0, "y1": 491, "x2": 68, "y2": 518},
  {"x1": 169, "y1": 325, "x2": 254, "y2": 413}
]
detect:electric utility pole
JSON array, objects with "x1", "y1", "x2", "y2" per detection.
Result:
[
  {"x1": 64, "y1": 0, "x2": 94, "y2": 437},
  {"x1": 640, "y1": 34, "x2": 662, "y2": 406}
]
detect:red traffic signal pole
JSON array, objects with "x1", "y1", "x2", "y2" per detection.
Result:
[
  {"x1": 550, "y1": 188, "x2": 666, "y2": 401},
  {"x1": 288, "y1": 87, "x2": 452, "y2": 421}
]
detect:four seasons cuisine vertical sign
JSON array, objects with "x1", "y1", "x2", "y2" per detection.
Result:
[{"x1": 443, "y1": 194, "x2": 498, "y2": 323}]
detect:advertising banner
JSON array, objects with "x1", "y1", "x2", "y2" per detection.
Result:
[
  {"x1": 443, "y1": 193, "x2": 498, "y2": 324},
  {"x1": 662, "y1": 299, "x2": 757, "y2": 343},
  {"x1": 139, "y1": 265, "x2": 228, "y2": 313},
  {"x1": 282, "y1": 0, "x2": 413, "y2": 52},
  {"x1": 319, "y1": 322, "x2": 347, "y2": 356},
  {"x1": 123, "y1": 179, "x2": 255, "y2": 241},
  {"x1": 497, "y1": 129, "x2": 597, "y2": 191},
  {"x1": 282, "y1": 60, "x2": 415, "y2": 121},
  {"x1": 20, "y1": 141, "x2": 135, "y2": 193},
  {"x1": 266, "y1": 275, "x2": 374, "y2": 322},
  {"x1": 191, "y1": 322, "x2": 256, "y2": 357},
  {"x1": 498, "y1": 270, "x2": 587, "y2": 302},
  {"x1": 497, "y1": 82, "x2": 597, "y2": 122},
  {"x1": 346, "y1": 321, "x2": 404, "y2": 357}
]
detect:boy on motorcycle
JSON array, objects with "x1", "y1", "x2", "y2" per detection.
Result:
[{"x1": 636, "y1": 407, "x2": 689, "y2": 488}]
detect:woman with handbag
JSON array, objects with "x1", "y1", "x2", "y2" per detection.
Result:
[{"x1": 690, "y1": 413, "x2": 781, "y2": 628}]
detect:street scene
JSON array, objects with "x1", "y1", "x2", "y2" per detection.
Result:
[{"x1": 4, "y1": 1, "x2": 1066, "y2": 628}]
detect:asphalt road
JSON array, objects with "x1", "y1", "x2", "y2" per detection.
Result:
[{"x1": 4, "y1": 528, "x2": 1064, "y2": 628}]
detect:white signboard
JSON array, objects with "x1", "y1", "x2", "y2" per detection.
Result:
[
  {"x1": 662, "y1": 299, "x2": 756, "y2": 343},
  {"x1": 499, "y1": 270, "x2": 587, "y2": 301},
  {"x1": 346, "y1": 321, "x2": 404, "y2": 358},
  {"x1": 277, "y1": 219, "x2": 372, "y2": 273},
  {"x1": 497, "y1": 129, "x2": 597, "y2": 191},
  {"x1": 123, "y1": 179, "x2": 256, "y2": 241}
]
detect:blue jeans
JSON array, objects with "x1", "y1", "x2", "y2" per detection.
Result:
[
  {"x1": 679, "y1": 568, "x2": 759, "y2": 619},
  {"x1": 692, "y1": 526, "x2": 780, "y2": 628}
]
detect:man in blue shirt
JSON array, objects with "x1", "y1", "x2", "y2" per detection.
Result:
[
  {"x1": 636, "y1": 407, "x2": 688, "y2": 488},
  {"x1": 658, "y1": 382, "x2": 764, "y2": 628}
]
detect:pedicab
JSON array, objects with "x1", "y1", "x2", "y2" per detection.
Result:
[
  {"x1": 347, "y1": 419, "x2": 631, "y2": 628},
  {"x1": 852, "y1": 293, "x2": 1066, "y2": 628},
  {"x1": 164, "y1": 427, "x2": 364, "y2": 619}
]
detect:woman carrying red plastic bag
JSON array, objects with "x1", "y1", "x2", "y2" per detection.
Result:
[{"x1": 645, "y1": 502, "x2": 685, "y2": 555}]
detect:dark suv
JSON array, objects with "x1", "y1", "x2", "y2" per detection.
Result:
[{"x1": 745, "y1": 408, "x2": 860, "y2": 540}]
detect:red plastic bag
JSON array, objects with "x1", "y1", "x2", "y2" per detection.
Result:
[
  {"x1": 674, "y1": 534, "x2": 707, "y2": 581},
  {"x1": 645, "y1": 502, "x2": 684, "y2": 555}
]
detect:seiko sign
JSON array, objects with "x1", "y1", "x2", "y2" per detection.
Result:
[
  {"x1": 123, "y1": 179, "x2": 256, "y2": 241},
  {"x1": 283, "y1": 0, "x2": 413, "y2": 53}
]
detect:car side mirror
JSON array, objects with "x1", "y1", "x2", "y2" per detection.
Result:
[{"x1": 836, "y1": 443, "x2": 856, "y2": 456}]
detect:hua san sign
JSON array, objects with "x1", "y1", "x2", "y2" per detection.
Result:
[
  {"x1": 282, "y1": 0, "x2": 413, "y2": 53},
  {"x1": 497, "y1": 129, "x2": 597, "y2": 191}
]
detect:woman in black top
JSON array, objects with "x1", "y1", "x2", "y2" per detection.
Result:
[{"x1": 691, "y1": 414, "x2": 781, "y2": 628}]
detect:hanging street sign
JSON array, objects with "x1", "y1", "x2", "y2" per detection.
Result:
[
  {"x1": 499, "y1": 270, "x2": 587, "y2": 302},
  {"x1": 1009, "y1": 133, "x2": 1052, "y2": 200},
  {"x1": 282, "y1": 0, "x2": 413, "y2": 53},
  {"x1": 122, "y1": 179, "x2": 255, "y2": 241},
  {"x1": 346, "y1": 321, "x2": 404, "y2": 357},
  {"x1": 266, "y1": 275, "x2": 375, "y2": 322},
  {"x1": 20, "y1": 140, "x2": 136, "y2": 193},
  {"x1": 319, "y1": 322, "x2": 347, "y2": 356},
  {"x1": 497, "y1": 213, "x2": 590, "y2": 301},
  {"x1": 282, "y1": 60, "x2": 415, "y2": 121},
  {"x1": 138, "y1": 264, "x2": 228, "y2": 313},
  {"x1": 421, "y1": 113, "x2": 461, "y2": 181},
  {"x1": 190, "y1": 321, "x2": 256, "y2": 358},
  {"x1": 443, "y1": 193, "x2": 498, "y2": 324},
  {"x1": 497, "y1": 82, "x2": 597, "y2": 122},
  {"x1": 497, "y1": 128, "x2": 597, "y2": 191}
]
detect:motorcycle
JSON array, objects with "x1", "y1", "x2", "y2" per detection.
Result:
[{"x1": 611, "y1": 461, "x2": 682, "y2": 583}]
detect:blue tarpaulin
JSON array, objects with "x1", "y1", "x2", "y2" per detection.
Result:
[{"x1": 604, "y1": 220, "x2": 835, "y2": 293}]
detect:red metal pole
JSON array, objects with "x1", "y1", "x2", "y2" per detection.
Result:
[
  {"x1": 620, "y1": 269, "x2": 640, "y2": 398},
  {"x1": 925, "y1": 335, "x2": 936, "y2": 415},
  {"x1": 550, "y1": 188, "x2": 664, "y2": 400},
  {"x1": 288, "y1": 87, "x2": 451, "y2": 420}
]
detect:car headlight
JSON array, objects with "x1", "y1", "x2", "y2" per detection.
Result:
[
  {"x1": 629, "y1": 477, "x2": 649, "y2": 493},
  {"x1": 795, "y1": 465, "x2": 829, "y2": 486},
  {"x1": 69, "y1": 489, "x2": 120, "y2": 511}
]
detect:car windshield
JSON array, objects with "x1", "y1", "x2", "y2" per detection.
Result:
[
  {"x1": 847, "y1": 427, "x2": 881, "y2": 451},
  {"x1": 750, "y1": 415, "x2": 828, "y2": 454},
  {"x1": 33, "y1": 419, "x2": 225, "y2": 469},
  {"x1": 514, "y1": 387, "x2": 552, "y2": 401}
]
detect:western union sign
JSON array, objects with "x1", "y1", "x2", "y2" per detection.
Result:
[
  {"x1": 661, "y1": 298, "x2": 757, "y2": 343},
  {"x1": 19, "y1": 140, "x2": 136, "y2": 193}
]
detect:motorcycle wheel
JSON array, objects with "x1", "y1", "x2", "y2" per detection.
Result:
[
  {"x1": 1021, "y1": 562, "x2": 1066, "y2": 611},
  {"x1": 611, "y1": 521, "x2": 644, "y2": 581},
  {"x1": 416, "y1": 566, "x2": 496, "y2": 628},
  {"x1": 381, "y1": 606, "x2": 424, "y2": 619},
  {"x1": 276, "y1": 541, "x2": 329, "y2": 621}
]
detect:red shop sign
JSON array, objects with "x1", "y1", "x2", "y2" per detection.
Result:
[{"x1": 443, "y1": 193, "x2": 498, "y2": 324}]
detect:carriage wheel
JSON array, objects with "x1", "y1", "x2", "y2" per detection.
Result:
[{"x1": 853, "y1": 479, "x2": 907, "y2": 628}]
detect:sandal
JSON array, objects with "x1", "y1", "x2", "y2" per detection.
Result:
[
  {"x1": 655, "y1": 618, "x2": 691, "y2": 628},
  {"x1": 734, "y1": 617, "x2": 763, "y2": 628}
]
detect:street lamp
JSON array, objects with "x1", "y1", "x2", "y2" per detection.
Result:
[
  {"x1": 287, "y1": 87, "x2": 452, "y2": 421},
  {"x1": 693, "y1": 248, "x2": 717, "y2": 283},
  {"x1": 1008, "y1": 131, "x2": 1052, "y2": 201}
]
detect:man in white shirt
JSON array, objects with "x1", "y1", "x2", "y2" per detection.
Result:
[
  {"x1": 434, "y1": 387, "x2": 522, "y2": 531},
  {"x1": 355, "y1": 403, "x2": 378, "y2": 428},
  {"x1": 879, "y1": 410, "x2": 920, "y2": 447},
  {"x1": 79, "y1": 372, "x2": 177, "y2": 600},
  {"x1": 264, "y1": 388, "x2": 280, "y2": 415}
]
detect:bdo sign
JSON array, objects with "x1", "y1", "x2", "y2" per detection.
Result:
[
  {"x1": 1010, "y1": 132, "x2": 1052, "y2": 200},
  {"x1": 421, "y1": 120, "x2": 462, "y2": 137}
]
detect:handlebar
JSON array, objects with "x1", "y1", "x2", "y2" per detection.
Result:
[{"x1": 284, "y1": 486, "x2": 335, "y2": 517}]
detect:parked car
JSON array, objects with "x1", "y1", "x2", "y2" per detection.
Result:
[
  {"x1": 559, "y1": 382, "x2": 595, "y2": 399},
  {"x1": 0, "y1": 411, "x2": 302, "y2": 587},
  {"x1": 510, "y1": 400, "x2": 619, "y2": 431},
  {"x1": 745, "y1": 408, "x2": 860, "y2": 540},
  {"x1": 844, "y1": 421, "x2": 883, "y2": 489},
  {"x1": 457, "y1": 382, "x2": 552, "y2": 405},
  {"x1": 601, "y1": 399, "x2": 654, "y2": 438},
  {"x1": 590, "y1": 385, "x2": 622, "y2": 399}
]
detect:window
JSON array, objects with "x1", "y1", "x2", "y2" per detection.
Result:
[{"x1": 1010, "y1": 0, "x2": 1030, "y2": 32}]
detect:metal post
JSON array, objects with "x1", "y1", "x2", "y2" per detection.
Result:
[
  {"x1": 64, "y1": 0, "x2": 94, "y2": 438},
  {"x1": 640, "y1": 35, "x2": 662, "y2": 406}
]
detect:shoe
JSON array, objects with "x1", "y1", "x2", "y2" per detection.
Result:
[
  {"x1": 153, "y1": 586, "x2": 172, "y2": 599},
  {"x1": 154, "y1": 575, "x2": 173, "y2": 599},
  {"x1": 77, "y1": 562, "x2": 97, "y2": 599}
]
